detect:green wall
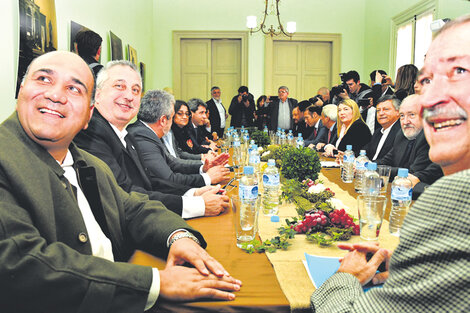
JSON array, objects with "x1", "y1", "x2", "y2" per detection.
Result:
[{"x1": 1, "y1": 0, "x2": 470, "y2": 122}]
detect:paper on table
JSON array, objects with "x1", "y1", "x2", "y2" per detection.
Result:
[{"x1": 321, "y1": 161, "x2": 340, "y2": 168}]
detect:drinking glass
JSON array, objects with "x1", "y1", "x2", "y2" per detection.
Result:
[
  {"x1": 357, "y1": 195, "x2": 387, "y2": 240},
  {"x1": 231, "y1": 195, "x2": 260, "y2": 248},
  {"x1": 377, "y1": 165, "x2": 391, "y2": 194}
]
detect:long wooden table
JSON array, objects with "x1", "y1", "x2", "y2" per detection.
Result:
[{"x1": 131, "y1": 166, "x2": 397, "y2": 312}]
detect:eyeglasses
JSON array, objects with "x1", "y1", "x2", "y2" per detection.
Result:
[{"x1": 176, "y1": 111, "x2": 190, "y2": 117}]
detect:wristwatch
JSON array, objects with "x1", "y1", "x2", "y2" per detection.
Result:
[{"x1": 169, "y1": 231, "x2": 201, "y2": 248}]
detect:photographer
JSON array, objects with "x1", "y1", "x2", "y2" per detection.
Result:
[
  {"x1": 228, "y1": 86, "x2": 255, "y2": 127},
  {"x1": 310, "y1": 87, "x2": 331, "y2": 106}
]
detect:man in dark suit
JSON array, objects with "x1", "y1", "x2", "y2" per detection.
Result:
[
  {"x1": 363, "y1": 94, "x2": 401, "y2": 160},
  {"x1": 314, "y1": 104, "x2": 338, "y2": 152},
  {"x1": 304, "y1": 105, "x2": 328, "y2": 147},
  {"x1": 74, "y1": 60, "x2": 228, "y2": 218},
  {"x1": 0, "y1": 51, "x2": 240, "y2": 312},
  {"x1": 269, "y1": 85, "x2": 298, "y2": 131},
  {"x1": 228, "y1": 86, "x2": 255, "y2": 128},
  {"x1": 206, "y1": 86, "x2": 227, "y2": 138},
  {"x1": 377, "y1": 95, "x2": 443, "y2": 198},
  {"x1": 187, "y1": 98, "x2": 218, "y2": 153},
  {"x1": 127, "y1": 89, "x2": 230, "y2": 191}
]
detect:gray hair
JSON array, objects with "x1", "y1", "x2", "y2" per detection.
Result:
[
  {"x1": 436, "y1": 14, "x2": 470, "y2": 37},
  {"x1": 321, "y1": 104, "x2": 337, "y2": 122},
  {"x1": 278, "y1": 85, "x2": 289, "y2": 93},
  {"x1": 95, "y1": 60, "x2": 141, "y2": 91},
  {"x1": 137, "y1": 89, "x2": 175, "y2": 123},
  {"x1": 187, "y1": 98, "x2": 207, "y2": 113},
  {"x1": 377, "y1": 94, "x2": 401, "y2": 111},
  {"x1": 211, "y1": 86, "x2": 220, "y2": 92}
]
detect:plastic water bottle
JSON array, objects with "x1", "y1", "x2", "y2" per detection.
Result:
[
  {"x1": 262, "y1": 159, "x2": 280, "y2": 215},
  {"x1": 263, "y1": 126, "x2": 269, "y2": 134},
  {"x1": 248, "y1": 144, "x2": 261, "y2": 178},
  {"x1": 341, "y1": 145, "x2": 355, "y2": 183},
  {"x1": 280, "y1": 131, "x2": 287, "y2": 145},
  {"x1": 296, "y1": 133, "x2": 304, "y2": 148},
  {"x1": 389, "y1": 168, "x2": 412, "y2": 237},
  {"x1": 354, "y1": 150, "x2": 369, "y2": 193},
  {"x1": 287, "y1": 130, "x2": 295, "y2": 146},
  {"x1": 232, "y1": 133, "x2": 242, "y2": 171},
  {"x1": 362, "y1": 162, "x2": 381, "y2": 196},
  {"x1": 239, "y1": 166, "x2": 259, "y2": 201}
]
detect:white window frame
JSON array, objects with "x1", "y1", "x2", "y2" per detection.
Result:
[{"x1": 389, "y1": 0, "x2": 436, "y2": 77}]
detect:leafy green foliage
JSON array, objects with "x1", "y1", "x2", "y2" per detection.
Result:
[
  {"x1": 250, "y1": 130, "x2": 271, "y2": 148},
  {"x1": 280, "y1": 147, "x2": 321, "y2": 182},
  {"x1": 240, "y1": 226, "x2": 295, "y2": 254},
  {"x1": 260, "y1": 144, "x2": 292, "y2": 165}
]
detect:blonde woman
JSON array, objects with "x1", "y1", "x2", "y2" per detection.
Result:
[{"x1": 324, "y1": 99, "x2": 372, "y2": 157}]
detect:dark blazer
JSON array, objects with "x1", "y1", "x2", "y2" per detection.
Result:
[
  {"x1": 304, "y1": 120, "x2": 328, "y2": 147},
  {"x1": 206, "y1": 98, "x2": 226, "y2": 138},
  {"x1": 269, "y1": 97, "x2": 298, "y2": 131},
  {"x1": 364, "y1": 120, "x2": 401, "y2": 160},
  {"x1": 127, "y1": 120, "x2": 206, "y2": 188},
  {"x1": 336, "y1": 119, "x2": 372, "y2": 155},
  {"x1": 0, "y1": 113, "x2": 204, "y2": 312},
  {"x1": 228, "y1": 94, "x2": 255, "y2": 127},
  {"x1": 187, "y1": 124, "x2": 211, "y2": 154},
  {"x1": 74, "y1": 109, "x2": 189, "y2": 215},
  {"x1": 378, "y1": 130, "x2": 443, "y2": 198},
  {"x1": 165, "y1": 130, "x2": 202, "y2": 161},
  {"x1": 172, "y1": 124, "x2": 208, "y2": 155}
]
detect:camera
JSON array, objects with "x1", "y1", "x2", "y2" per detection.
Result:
[
  {"x1": 309, "y1": 94, "x2": 323, "y2": 105},
  {"x1": 330, "y1": 73, "x2": 349, "y2": 98},
  {"x1": 241, "y1": 94, "x2": 250, "y2": 102}
]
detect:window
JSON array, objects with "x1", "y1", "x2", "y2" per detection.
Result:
[{"x1": 391, "y1": 0, "x2": 436, "y2": 76}]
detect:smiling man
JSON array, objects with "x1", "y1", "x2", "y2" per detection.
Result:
[
  {"x1": 0, "y1": 51, "x2": 240, "y2": 312},
  {"x1": 310, "y1": 15, "x2": 470, "y2": 313}
]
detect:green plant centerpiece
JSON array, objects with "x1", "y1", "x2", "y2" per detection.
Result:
[
  {"x1": 249, "y1": 130, "x2": 271, "y2": 148},
  {"x1": 280, "y1": 146, "x2": 321, "y2": 182}
]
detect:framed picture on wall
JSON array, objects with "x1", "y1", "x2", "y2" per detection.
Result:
[
  {"x1": 17, "y1": 0, "x2": 57, "y2": 97},
  {"x1": 70, "y1": 21, "x2": 88, "y2": 52},
  {"x1": 109, "y1": 31, "x2": 123, "y2": 60},
  {"x1": 140, "y1": 62, "x2": 146, "y2": 93},
  {"x1": 127, "y1": 44, "x2": 138, "y2": 68}
]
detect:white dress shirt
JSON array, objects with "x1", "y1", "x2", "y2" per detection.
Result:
[
  {"x1": 372, "y1": 120, "x2": 398, "y2": 161},
  {"x1": 109, "y1": 122, "x2": 205, "y2": 219},
  {"x1": 213, "y1": 98, "x2": 226, "y2": 129},
  {"x1": 278, "y1": 99, "x2": 291, "y2": 130}
]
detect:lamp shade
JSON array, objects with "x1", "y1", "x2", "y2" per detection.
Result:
[
  {"x1": 246, "y1": 16, "x2": 257, "y2": 29},
  {"x1": 286, "y1": 22, "x2": 296, "y2": 33}
]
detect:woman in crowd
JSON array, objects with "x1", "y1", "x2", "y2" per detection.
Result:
[
  {"x1": 394, "y1": 64, "x2": 418, "y2": 99},
  {"x1": 324, "y1": 99, "x2": 372, "y2": 156},
  {"x1": 254, "y1": 95, "x2": 270, "y2": 130},
  {"x1": 171, "y1": 100, "x2": 208, "y2": 155}
]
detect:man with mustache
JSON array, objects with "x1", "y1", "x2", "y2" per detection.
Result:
[
  {"x1": 310, "y1": 15, "x2": 470, "y2": 313},
  {"x1": 0, "y1": 51, "x2": 240, "y2": 312},
  {"x1": 376, "y1": 94, "x2": 443, "y2": 199},
  {"x1": 74, "y1": 60, "x2": 229, "y2": 218}
]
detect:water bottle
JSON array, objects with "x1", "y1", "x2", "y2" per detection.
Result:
[
  {"x1": 232, "y1": 133, "x2": 241, "y2": 168},
  {"x1": 354, "y1": 150, "x2": 369, "y2": 193},
  {"x1": 276, "y1": 127, "x2": 281, "y2": 145},
  {"x1": 263, "y1": 126, "x2": 269, "y2": 134},
  {"x1": 296, "y1": 133, "x2": 304, "y2": 148},
  {"x1": 287, "y1": 130, "x2": 295, "y2": 146},
  {"x1": 262, "y1": 159, "x2": 280, "y2": 215},
  {"x1": 389, "y1": 168, "x2": 412, "y2": 237},
  {"x1": 362, "y1": 162, "x2": 381, "y2": 196},
  {"x1": 341, "y1": 145, "x2": 355, "y2": 183},
  {"x1": 239, "y1": 166, "x2": 259, "y2": 200},
  {"x1": 280, "y1": 132, "x2": 287, "y2": 145},
  {"x1": 248, "y1": 144, "x2": 261, "y2": 178}
]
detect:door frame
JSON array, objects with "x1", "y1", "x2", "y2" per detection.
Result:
[
  {"x1": 264, "y1": 33, "x2": 342, "y2": 96},
  {"x1": 173, "y1": 31, "x2": 249, "y2": 99}
]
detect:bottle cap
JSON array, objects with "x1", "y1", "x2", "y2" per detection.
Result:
[
  {"x1": 289, "y1": 130, "x2": 292, "y2": 133},
  {"x1": 346, "y1": 145, "x2": 352, "y2": 150},
  {"x1": 360, "y1": 150, "x2": 366, "y2": 155},
  {"x1": 397, "y1": 168, "x2": 409, "y2": 177},
  {"x1": 244, "y1": 166, "x2": 254, "y2": 175},
  {"x1": 298, "y1": 133, "x2": 303, "y2": 138},
  {"x1": 367, "y1": 162, "x2": 377, "y2": 170},
  {"x1": 268, "y1": 159, "x2": 275, "y2": 166},
  {"x1": 253, "y1": 144, "x2": 258, "y2": 149},
  {"x1": 270, "y1": 215, "x2": 280, "y2": 222}
]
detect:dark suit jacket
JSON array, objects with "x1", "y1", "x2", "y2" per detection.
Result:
[
  {"x1": 187, "y1": 124, "x2": 211, "y2": 154},
  {"x1": 304, "y1": 120, "x2": 328, "y2": 147},
  {"x1": 166, "y1": 130, "x2": 202, "y2": 161},
  {"x1": 127, "y1": 120, "x2": 206, "y2": 188},
  {"x1": 364, "y1": 120, "x2": 401, "y2": 160},
  {"x1": 0, "y1": 113, "x2": 204, "y2": 312},
  {"x1": 336, "y1": 119, "x2": 372, "y2": 155},
  {"x1": 74, "y1": 109, "x2": 189, "y2": 215},
  {"x1": 378, "y1": 130, "x2": 443, "y2": 198},
  {"x1": 228, "y1": 94, "x2": 255, "y2": 127},
  {"x1": 172, "y1": 124, "x2": 208, "y2": 155},
  {"x1": 206, "y1": 98, "x2": 226, "y2": 138},
  {"x1": 269, "y1": 98, "x2": 298, "y2": 131}
]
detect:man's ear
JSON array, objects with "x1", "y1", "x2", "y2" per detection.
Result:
[
  {"x1": 83, "y1": 105, "x2": 95, "y2": 130},
  {"x1": 95, "y1": 46, "x2": 102, "y2": 61}
]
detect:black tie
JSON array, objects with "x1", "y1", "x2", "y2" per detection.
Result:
[{"x1": 401, "y1": 139, "x2": 416, "y2": 168}]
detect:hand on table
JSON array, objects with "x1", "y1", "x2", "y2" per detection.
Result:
[
  {"x1": 206, "y1": 165, "x2": 231, "y2": 184},
  {"x1": 335, "y1": 150, "x2": 344, "y2": 164},
  {"x1": 161, "y1": 237, "x2": 242, "y2": 301},
  {"x1": 336, "y1": 242, "x2": 392, "y2": 286},
  {"x1": 202, "y1": 153, "x2": 230, "y2": 172},
  {"x1": 201, "y1": 185, "x2": 230, "y2": 216},
  {"x1": 323, "y1": 144, "x2": 336, "y2": 157}
]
